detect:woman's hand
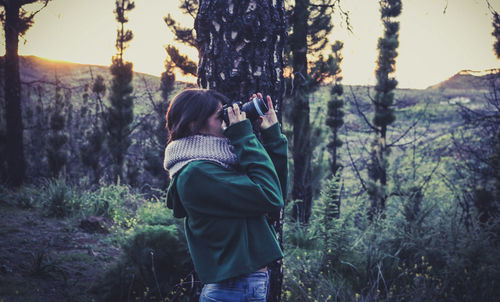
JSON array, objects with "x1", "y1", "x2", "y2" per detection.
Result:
[
  {"x1": 224, "y1": 103, "x2": 247, "y2": 128},
  {"x1": 254, "y1": 93, "x2": 278, "y2": 130}
]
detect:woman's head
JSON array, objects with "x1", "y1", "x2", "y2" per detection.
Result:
[{"x1": 166, "y1": 89, "x2": 230, "y2": 143}]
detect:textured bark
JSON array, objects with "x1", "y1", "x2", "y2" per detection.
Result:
[
  {"x1": 195, "y1": 1, "x2": 287, "y2": 301},
  {"x1": 3, "y1": 1, "x2": 25, "y2": 187},
  {"x1": 195, "y1": 0, "x2": 286, "y2": 112},
  {"x1": 290, "y1": 0, "x2": 312, "y2": 224}
]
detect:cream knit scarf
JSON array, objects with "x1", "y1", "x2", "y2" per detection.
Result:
[{"x1": 163, "y1": 135, "x2": 238, "y2": 178}]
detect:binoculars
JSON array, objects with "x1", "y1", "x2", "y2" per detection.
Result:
[{"x1": 222, "y1": 96, "x2": 269, "y2": 124}]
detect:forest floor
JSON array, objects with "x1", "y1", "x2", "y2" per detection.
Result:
[{"x1": 0, "y1": 202, "x2": 120, "y2": 302}]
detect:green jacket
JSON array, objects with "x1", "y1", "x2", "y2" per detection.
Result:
[{"x1": 166, "y1": 119, "x2": 288, "y2": 283}]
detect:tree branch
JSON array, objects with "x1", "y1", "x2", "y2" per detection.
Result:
[
  {"x1": 344, "y1": 125, "x2": 367, "y2": 192},
  {"x1": 387, "y1": 101, "x2": 429, "y2": 147},
  {"x1": 349, "y1": 86, "x2": 378, "y2": 132}
]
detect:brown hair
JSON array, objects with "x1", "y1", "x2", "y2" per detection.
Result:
[{"x1": 166, "y1": 89, "x2": 230, "y2": 144}]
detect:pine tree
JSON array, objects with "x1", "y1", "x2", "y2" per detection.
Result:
[
  {"x1": 47, "y1": 82, "x2": 68, "y2": 178},
  {"x1": 367, "y1": 0, "x2": 401, "y2": 221},
  {"x1": 142, "y1": 49, "x2": 176, "y2": 189},
  {"x1": 325, "y1": 40, "x2": 344, "y2": 216},
  {"x1": 24, "y1": 84, "x2": 48, "y2": 178},
  {"x1": 0, "y1": 0, "x2": 52, "y2": 186},
  {"x1": 106, "y1": 0, "x2": 135, "y2": 183},
  {"x1": 288, "y1": 0, "x2": 341, "y2": 224},
  {"x1": 326, "y1": 41, "x2": 344, "y2": 177},
  {"x1": 81, "y1": 75, "x2": 106, "y2": 185}
]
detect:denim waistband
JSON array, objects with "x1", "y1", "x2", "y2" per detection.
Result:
[{"x1": 206, "y1": 270, "x2": 269, "y2": 289}]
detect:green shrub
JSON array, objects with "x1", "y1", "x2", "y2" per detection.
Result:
[
  {"x1": 0, "y1": 185, "x2": 41, "y2": 208},
  {"x1": 42, "y1": 178, "x2": 75, "y2": 217},
  {"x1": 135, "y1": 194, "x2": 175, "y2": 226},
  {"x1": 282, "y1": 176, "x2": 500, "y2": 302},
  {"x1": 78, "y1": 184, "x2": 139, "y2": 228},
  {"x1": 93, "y1": 225, "x2": 195, "y2": 302}
]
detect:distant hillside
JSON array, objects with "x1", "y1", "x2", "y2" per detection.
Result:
[
  {"x1": 0, "y1": 55, "x2": 185, "y2": 112},
  {"x1": 13, "y1": 55, "x2": 162, "y2": 88},
  {"x1": 427, "y1": 69, "x2": 500, "y2": 90}
]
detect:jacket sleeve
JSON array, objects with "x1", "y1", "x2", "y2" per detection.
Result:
[
  {"x1": 261, "y1": 123, "x2": 288, "y2": 201},
  {"x1": 176, "y1": 120, "x2": 284, "y2": 217}
]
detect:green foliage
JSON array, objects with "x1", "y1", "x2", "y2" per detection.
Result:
[
  {"x1": 165, "y1": 45, "x2": 197, "y2": 77},
  {"x1": 135, "y1": 196, "x2": 174, "y2": 226},
  {"x1": 93, "y1": 225, "x2": 194, "y2": 302},
  {"x1": 27, "y1": 247, "x2": 61, "y2": 278},
  {"x1": 42, "y1": 178, "x2": 75, "y2": 218},
  {"x1": 77, "y1": 184, "x2": 138, "y2": 229},
  {"x1": 0, "y1": 184, "x2": 42, "y2": 208},
  {"x1": 282, "y1": 186, "x2": 500, "y2": 301}
]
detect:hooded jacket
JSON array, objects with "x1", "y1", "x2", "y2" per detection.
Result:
[{"x1": 165, "y1": 120, "x2": 288, "y2": 284}]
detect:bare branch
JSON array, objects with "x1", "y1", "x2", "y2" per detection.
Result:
[
  {"x1": 349, "y1": 86, "x2": 378, "y2": 132},
  {"x1": 419, "y1": 158, "x2": 441, "y2": 192},
  {"x1": 344, "y1": 126, "x2": 367, "y2": 192},
  {"x1": 387, "y1": 101, "x2": 430, "y2": 147},
  {"x1": 181, "y1": 0, "x2": 197, "y2": 19},
  {"x1": 24, "y1": 0, "x2": 50, "y2": 18}
]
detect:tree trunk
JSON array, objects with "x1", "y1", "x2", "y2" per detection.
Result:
[
  {"x1": 290, "y1": 0, "x2": 312, "y2": 224},
  {"x1": 4, "y1": 1, "x2": 26, "y2": 187},
  {"x1": 195, "y1": 1, "x2": 286, "y2": 301},
  {"x1": 195, "y1": 0, "x2": 286, "y2": 109}
]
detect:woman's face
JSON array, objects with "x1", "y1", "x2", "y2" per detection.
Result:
[{"x1": 199, "y1": 102, "x2": 224, "y2": 137}]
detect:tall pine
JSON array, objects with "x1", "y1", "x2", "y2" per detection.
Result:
[
  {"x1": 288, "y1": 0, "x2": 339, "y2": 224},
  {"x1": 0, "y1": 0, "x2": 52, "y2": 186},
  {"x1": 367, "y1": 0, "x2": 401, "y2": 220},
  {"x1": 106, "y1": 0, "x2": 135, "y2": 183},
  {"x1": 47, "y1": 81, "x2": 68, "y2": 178},
  {"x1": 319, "y1": 40, "x2": 344, "y2": 271},
  {"x1": 81, "y1": 75, "x2": 106, "y2": 185},
  {"x1": 325, "y1": 40, "x2": 344, "y2": 214}
]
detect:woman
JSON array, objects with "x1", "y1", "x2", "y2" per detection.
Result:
[{"x1": 163, "y1": 88, "x2": 288, "y2": 301}]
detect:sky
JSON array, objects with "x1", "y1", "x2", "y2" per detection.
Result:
[{"x1": 1, "y1": 0, "x2": 499, "y2": 89}]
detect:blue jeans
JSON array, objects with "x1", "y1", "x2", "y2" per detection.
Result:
[{"x1": 199, "y1": 270, "x2": 269, "y2": 302}]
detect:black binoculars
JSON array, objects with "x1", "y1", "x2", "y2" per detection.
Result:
[{"x1": 222, "y1": 96, "x2": 269, "y2": 124}]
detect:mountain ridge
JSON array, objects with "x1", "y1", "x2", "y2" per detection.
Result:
[
  {"x1": 427, "y1": 68, "x2": 499, "y2": 90},
  {"x1": 3, "y1": 55, "x2": 497, "y2": 92}
]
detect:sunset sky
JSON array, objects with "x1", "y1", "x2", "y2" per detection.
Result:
[{"x1": 1, "y1": 0, "x2": 499, "y2": 89}]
